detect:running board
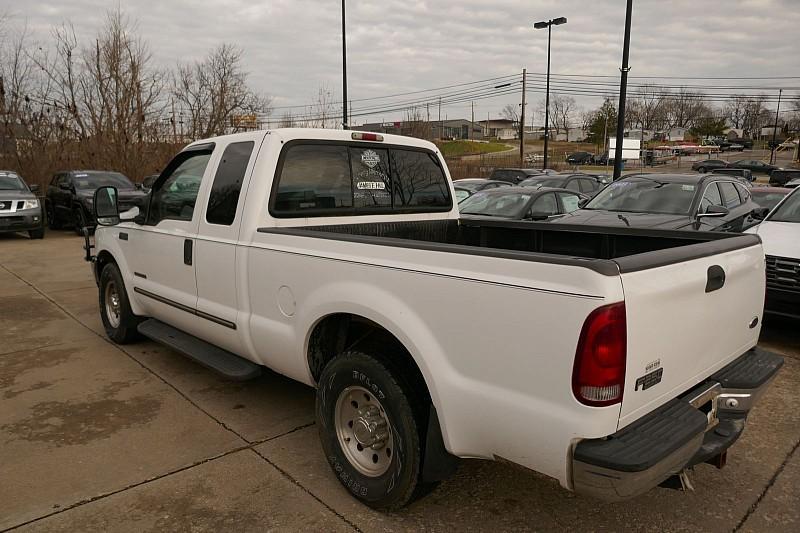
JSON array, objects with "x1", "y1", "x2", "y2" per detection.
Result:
[{"x1": 137, "y1": 319, "x2": 262, "y2": 381}]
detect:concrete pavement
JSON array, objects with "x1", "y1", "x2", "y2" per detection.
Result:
[{"x1": 1, "y1": 230, "x2": 798, "y2": 532}]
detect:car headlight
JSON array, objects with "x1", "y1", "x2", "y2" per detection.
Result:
[{"x1": 23, "y1": 199, "x2": 39, "y2": 210}]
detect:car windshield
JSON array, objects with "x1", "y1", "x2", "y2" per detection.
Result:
[
  {"x1": 453, "y1": 180, "x2": 484, "y2": 192},
  {"x1": 767, "y1": 190, "x2": 800, "y2": 223},
  {"x1": 0, "y1": 173, "x2": 27, "y2": 191},
  {"x1": 73, "y1": 172, "x2": 135, "y2": 190},
  {"x1": 519, "y1": 177, "x2": 564, "y2": 188},
  {"x1": 751, "y1": 191, "x2": 789, "y2": 211},
  {"x1": 585, "y1": 177, "x2": 697, "y2": 215},
  {"x1": 459, "y1": 191, "x2": 531, "y2": 218}
]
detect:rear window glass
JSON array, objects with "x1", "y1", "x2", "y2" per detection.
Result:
[
  {"x1": 272, "y1": 143, "x2": 451, "y2": 216},
  {"x1": 206, "y1": 141, "x2": 255, "y2": 225}
]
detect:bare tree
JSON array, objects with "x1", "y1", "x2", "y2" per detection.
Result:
[
  {"x1": 723, "y1": 95, "x2": 749, "y2": 129},
  {"x1": 279, "y1": 111, "x2": 296, "y2": 128},
  {"x1": 539, "y1": 94, "x2": 576, "y2": 137},
  {"x1": 662, "y1": 88, "x2": 710, "y2": 130},
  {"x1": 173, "y1": 43, "x2": 271, "y2": 138},
  {"x1": 304, "y1": 85, "x2": 337, "y2": 128},
  {"x1": 626, "y1": 84, "x2": 667, "y2": 131},
  {"x1": 404, "y1": 105, "x2": 430, "y2": 140},
  {"x1": 501, "y1": 103, "x2": 519, "y2": 127}
]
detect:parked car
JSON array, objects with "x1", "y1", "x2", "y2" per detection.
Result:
[
  {"x1": 46, "y1": 170, "x2": 147, "y2": 234},
  {"x1": 0, "y1": 170, "x2": 44, "y2": 239},
  {"x1": 451, "y1": 179, "x2": 511, "y2": 202},
  {"x1": 732, "y1": 138, "x2": 754, "y2": 150},
  {"x1": 785, "y1": 178, "x2": 800, "y2": 189},
  {"x1": 729, "y1": 159, "x2": 780, "y2": 176},
  {"x1": 727, "y1": 142, "x2": 745, "y2": 152},
  {"x1": 458, "y1": 187, "x2": 586, "y2": 220},
  {"x1": 691, "y1": 159, "x2": 729, "y2": 173},
  {"x1": 86, "y1": 128, "x2": 781, "y2": 509},
  {"x1": 710, "y1": 168, "x2": 754, "y2": 182},
  {"x1": 486, "y1": 168, "x2": 543, "y2": 184},
  {"x1": 565, "y1": 151, "x2": 594, "y2": 165},
  {"x1": 746, "y1": 187, "x2": 800, "y2": 319},
  {"x1": 749, "y1": 187, "x2": 792, "y2": 212},
  {"x1": 559, "y1": 173, "x2": 762, "y2": 231},
  {"x1": 768, "y1": 169, "x2": 800, "y2": 187},
  {"x1": 518, "y1": 173, "x2": 610, "y2": 198}
]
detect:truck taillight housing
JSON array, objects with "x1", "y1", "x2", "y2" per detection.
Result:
[{"x1": 572, "y1": 302, "x2": 627, "y2": 407}]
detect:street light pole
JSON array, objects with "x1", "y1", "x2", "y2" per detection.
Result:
[
  {"x1": 341, "y1": 0, "x2": 348, "y2": 130},
  {"x1": 534, "y1": 17, "x2": 567, "y2": 170},
  {"x1": 770, "y1": 88, "x2": 782, "y2": 165},
  {"x1": 612, "y1": 0, "x2": 633, "y2": 180}
]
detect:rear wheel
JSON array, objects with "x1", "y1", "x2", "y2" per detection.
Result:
[
  {"x1": 99, "y1": 263, "x2": 141, "y2": 344},
  {"x1": 73, "y1": 206, "x2": 86, "y2": 235},
  {"x1": 316, "y1": 351, "x2": 423, "y2": 510}
]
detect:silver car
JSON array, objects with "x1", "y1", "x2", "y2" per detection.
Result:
[{"x1": 0, "y1": 170, "x2": 44, "y2": 239}]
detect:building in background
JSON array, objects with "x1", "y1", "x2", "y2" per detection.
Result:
[{"x1": 478, "y1": 119, "x2": 518, "y2": 140}]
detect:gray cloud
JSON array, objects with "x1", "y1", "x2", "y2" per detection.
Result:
[{"x1": 6, "y1": 0, "x2": 799, "y2": 123}]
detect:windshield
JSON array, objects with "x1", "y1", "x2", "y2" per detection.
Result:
[
  {"x1": 459, "y1": 191, "x2": 531, "y2": 218},
  {"x1": 585, "y1": 177, "x2": 697, "y2": 215},
  {"x1": 751, "y1": 191, "x2": 789, "y2": 211},
  {"x1": 453, "y1": 181, "x2": 483, "y2": 192},
  {"x1": 73, "y1": 172, "x2": 135, "y2": 190},
  {"x1": 454, "y1": 189, "x2": 471, "y2": 202},
  {"x1": 519, "y1": 177, "x2": 564, "y2": 188},
  {"x1": 768, "y1": 190, "x2": 800, "y2": 223},
  {"x1": 0, "y1": 173, "x2": 27, "y2": 191}
]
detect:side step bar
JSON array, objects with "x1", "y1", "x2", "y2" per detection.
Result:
[{"x1": 137, "y1": 319, "x2": 262, "y2": 381}]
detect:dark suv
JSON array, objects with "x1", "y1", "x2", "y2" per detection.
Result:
[
  {"x1": 0, "y1": 170, "x2": 45, "y2": 239},
  {"x1": 46, "y1": 171, "x2": 146, "y2": 234}
]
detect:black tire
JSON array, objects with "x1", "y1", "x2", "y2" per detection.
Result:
[
  {"x1": 46, "y1": 201, "x2": 61, "y2": 229},
  {"x1": 316, "y1": 351, "x2": 424, "y2": 510},
  {"x1": 73, "y1": 206, "x2": 86, "y2": 235},
  {"x1": 28, "y1": 228, "x2": 45, "y2": 239},
  {"x1": 99, "y1": 262, "x2": 141, "y2": 344},
  {"x1": 698, "y1": 167, "x2": 707, "y2": 173}
]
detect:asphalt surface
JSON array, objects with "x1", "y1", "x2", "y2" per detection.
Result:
[{"x1": 1, "y1": 231, "x2": 799, "y2": 532}]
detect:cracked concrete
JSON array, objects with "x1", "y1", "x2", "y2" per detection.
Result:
[{"x1": 1, "y1": 230, "x2": 798, "y2": 532}]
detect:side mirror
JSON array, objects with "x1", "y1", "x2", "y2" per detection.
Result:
[
  {"x1": 94, "y1": 186, "x2": 120, "y2": 226},
  {"x1": 527, "y1": 211, "x2": 552, "y2": 221},
  {"x1": 697, "y1": 204, "x2": 729, "y2": 218},
  {"x1": 29, "y1": 184, "x2": 41, "y2": 193},
  {"x1": 751, "y1": 207, "x2": 770, "y2": 220}
]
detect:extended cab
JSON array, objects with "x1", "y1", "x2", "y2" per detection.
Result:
[{"x1": 87, "y1": 129, "x2": 782, "y2": 509}]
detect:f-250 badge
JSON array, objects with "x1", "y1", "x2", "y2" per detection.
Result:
[{"x1": 635, "y1": 359, "x2": 663, "y2": 391}]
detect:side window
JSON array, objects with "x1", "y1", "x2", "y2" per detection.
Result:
[
  {"x1": 391, "y1": 149, "x2": 450, "y2": 208},
  {"x1": 578, "y1": 179, "x2": 597, "y2": 193},
  {"x1": 273, "y1": 144, "x2": 352, "y2": 213},
  {"x1": 529, "y1": 192, "x2": 558, "y2": 215},
  {"x1": 565, "y1": 179, "x2": 581, "y2": 192},
  {"x1": 206, "y1": 141, "x2": 255, "y2": 226},
  {"x1": 350, "y1": 146, "x2": 391, "y2": 208},
  {"x1": 57, "y1": 174, "x2": 70, "y2": 188},
  {"x1": 557, "y1": 192, "x2": 582, "y2": 213},
  {"x1": 149, "y1": 150, "x2": 213, "y2": 224},
  {"x1": 718, "y1": 182, "x2": 741, "y2": 208},
  {"x1": 700, "y1": 183, "x2": 723, "y2": 213},
  {"x1": 736, "y1": 184, "x2": 750, "y2": 202}
]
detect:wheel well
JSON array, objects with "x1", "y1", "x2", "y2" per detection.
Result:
[
  {"x1": 307, "y1": 313, "x2": 430, "y2": 403},
  {"x1": 95, "y1": 250, "x2": 116, "y2": 281}
]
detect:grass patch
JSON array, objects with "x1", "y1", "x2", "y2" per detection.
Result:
[{"x1": 437, "y1": 140, "x2": 510, "y2": 157}]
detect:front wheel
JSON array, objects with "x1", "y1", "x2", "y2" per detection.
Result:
[
  {"x1": 28, "y1": 228, "x2": 45, "y2": 239},
  {"x1": 698, "y1": 167, "x2": 707, "y2": 173},
  {"x1": 99, "y1": 263, "x2": 141, "y2": 344},
  {"x1": 46, "y1": 202, "x2": 61, "y2": 229},
  {"x1": 316, "y1": 351, "x2": 423, "y2": 510},
  {"x1": 73, "y1": 206, "x2": 87, "y2": 235}
]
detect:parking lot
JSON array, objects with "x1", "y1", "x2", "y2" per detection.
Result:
[{"x1": 1, "y1": 231, "x2": 799, "y2": 532}]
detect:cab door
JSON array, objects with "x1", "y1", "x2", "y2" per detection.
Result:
[
  {"x1": 126, "y1": 144, "x2": 216, "y2": 333},
  {"x1": 194, "y1": 134, "x2": 263, "y2": 353}
]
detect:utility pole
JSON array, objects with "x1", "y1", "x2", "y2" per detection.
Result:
[
  {"x1": 341, "y1": 0, "x2": 348, "y2": 129},
  {"x1": 520, "y1": 68, "x2": 527, "y2": 166},
  {"x1": 471, "y1": 101, "x2": 475, "y2": 140},
  {"x1": 171, "y1": 98, "x2": 177, "y2": 143},
  {"x1": 438, "y1": 97, "x2": 442, "y2": 140},
  {"x1": 613, "y1": 0, "x2": 633, "y2": 181},
  {"x1": 770, "y1": 89, "x2": 782, "y2": 165}
]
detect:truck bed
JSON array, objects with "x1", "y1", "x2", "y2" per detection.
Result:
[{"x1": 258, "y1": 218, "x2": 761, "y2": 275}]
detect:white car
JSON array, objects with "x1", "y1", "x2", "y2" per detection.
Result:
[
  {"x1": 86, "y1": 128, "x2": 781, "y2": 510},
  {"x1": 747, "y1": 187, "x2": 800, "y2": 318}
]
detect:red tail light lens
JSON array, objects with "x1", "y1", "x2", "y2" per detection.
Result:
[
  {"x1": 351, "y1": 132, "x2": 384, "y2": 142},
  {"x1": 572, "y1": 302, "x2": 627, "y2": 407}
]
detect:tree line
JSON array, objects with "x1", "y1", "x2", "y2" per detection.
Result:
[{"x1": 0, "y1": 10, "x2": 271, "y2": 186}]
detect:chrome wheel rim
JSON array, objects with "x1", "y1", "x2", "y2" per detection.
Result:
[
  {"x1": 334, "y1": 385, "x2": 394, "y2": 477},
  {"x1": 104, "y1": 281, "x2": 121, "y2": 328}
]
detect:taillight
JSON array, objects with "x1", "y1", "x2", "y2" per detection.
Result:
[
  {"x1": 351, "y1": 132, "x2": 384, "y2": 142},
  {"x1": 572, "y1": 302, "x2": 627, "y2": 407}
]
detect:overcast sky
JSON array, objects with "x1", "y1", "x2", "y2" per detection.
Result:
[{"x1": 5, "y1": 0, "x2": 800, "y2": 124}]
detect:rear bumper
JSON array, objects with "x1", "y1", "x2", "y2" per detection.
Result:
[
  {"x1": 572, "y1": 347, "x2": 783, "y2": 501},
  {"x1": 764, "y1": 288, "x2": 800, "y2": 319},
  {"x1": 0, "y1": 209, "x2": 44, "y2": 233}
]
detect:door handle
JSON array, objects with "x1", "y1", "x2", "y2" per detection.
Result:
[
  {"x1": 705, "y1": 265, "x2": 726, "y2": 293},
  {"x1": 183, "y1": 239, "x2": 193, "y2": 266},
  {"x1": 119, "y1": 232, "x2": 128, "y2": 241}
]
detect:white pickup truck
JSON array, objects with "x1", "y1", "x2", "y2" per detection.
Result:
[{"x1": 86, "y1": 128, "x2": 782, "y2": 509}]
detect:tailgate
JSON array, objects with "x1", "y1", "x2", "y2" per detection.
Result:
[{"x1": 617, "y1": 241, "x2": 765, "y2": 428}]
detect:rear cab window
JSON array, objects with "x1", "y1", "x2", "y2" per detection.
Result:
[{"x1": 270, "y1": 141, "x2": 451, "y2": 217}]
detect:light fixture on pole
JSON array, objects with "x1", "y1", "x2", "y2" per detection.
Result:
[{"x1": 534, "y1": 16, "x2": 567, "y2": 170}]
